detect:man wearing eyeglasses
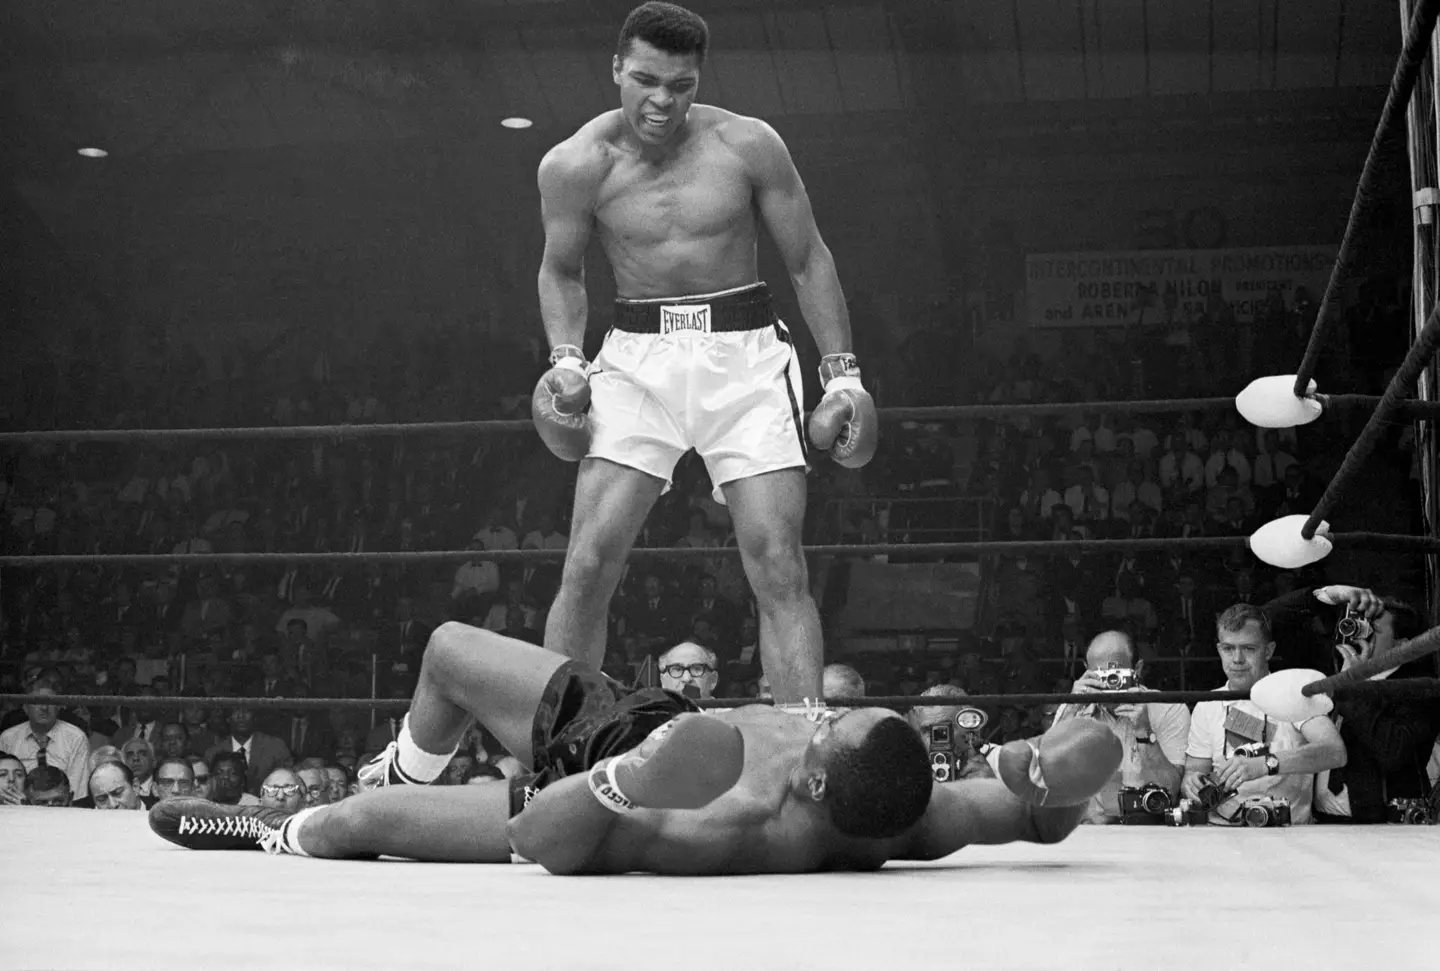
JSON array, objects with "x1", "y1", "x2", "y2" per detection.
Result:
[
  {"x1": 259, "y1": 767, "x2": 307, "y2": 813},
  {"x1": 657, "y1": 642, "x2": 719, "y2": 701},
  {"x1": 188, "y1": 756, "x2": 213, "y2": 800},
  {"x1": 152, "y1": 758, "x2": 196, "y2": 802}
]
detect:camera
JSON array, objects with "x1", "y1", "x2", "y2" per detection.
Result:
[
  {"x1": 1231, "y1": 742, "x2": 1270, "y2": 759},
  {"x1": 1386, "y1": 798, "x2": 1436, "y2": 825},
  {"x1": 1335, "y1": 605, "x2": 1373, "y2": 645},
  {"x1": 927, "y1": 723, "x2": 955, "y2": 783},
  {"x1": 1239, "y1": 795, "x2": 1292, "y2": 828},
  {"x1": 1163, "y1": 798, "x2": 1210, "y2": 827},
  {"x1": 1094, "y1": 668, "x2": 1138, "y2": 691},
  {"x1": 1193, "y1": 775, "x2": 1236, "y2": 812},
  {"x1": 1118, "y1": 784, "x2": 1173, "y2": 825}
]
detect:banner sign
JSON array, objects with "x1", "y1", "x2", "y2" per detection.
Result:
[{"x1": 1025, "y1": 245, "x2": 1336, "y2": 328}]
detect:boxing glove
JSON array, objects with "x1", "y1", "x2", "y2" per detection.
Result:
[
  {"x1": 531, "y1": 355, "x2": 592, "y2": 462},
  {"x1": 807, "y1": 353, "x2": 878, "y2": 469},
  {"x1": 588, "y1": 714, "x2": 745, "y2": 813},
  {"x1": 996, "y1": 717, "x2": 1122, "y2": 807}
]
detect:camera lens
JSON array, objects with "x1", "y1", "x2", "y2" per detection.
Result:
[
  {"x1": 1142, "y1": 789, "x2": 1170, "y2": 814},
  {"x1": 1243, "y1": 805, "x2": 1271, "y2": 828}
]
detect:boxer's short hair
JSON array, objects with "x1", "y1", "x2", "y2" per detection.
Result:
[
  {"x1": 824, "y1": 717, "x2": 931, "y2": 839},
  {"x1": 617, "y1": 2, "x2": 709, "y2": 63}
]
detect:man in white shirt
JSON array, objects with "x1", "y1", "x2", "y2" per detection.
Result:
[
  {"x1": 452, "y1": 538, "x2": 501, "y2": 606},
  {"x1": 1109, "y1": 462, "x2": 1163, "y2": 522},
  {"x1": 1158, "y1": 441, "x2": 1205, "y2": 496},
  {"x1": 1051, "y1": 631, "x2": 1190, "y2": 824},
  {"x1": 1063, "y1": 466, "x2": 1110, "y2": 524},
  {"x1": 1182, "y1": 604, "x2": 1346, "y2": 824},
  {"x1": 0, "y1": 683, "x2": 90, "y2": 799}
]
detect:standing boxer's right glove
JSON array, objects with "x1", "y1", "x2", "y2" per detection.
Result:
[
  {"x1": 808, "y1": 353, "x2": 878, "y2": 469},
  {"x1": 531, "y1": 345, "x2": 592, "y2": 462}
]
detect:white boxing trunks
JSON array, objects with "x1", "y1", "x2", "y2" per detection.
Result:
[{"x1": 587, "y1": 282, "x2": 808, "y2": 498}]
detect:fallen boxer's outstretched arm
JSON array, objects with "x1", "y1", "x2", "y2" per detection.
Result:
[{"x1": 897, "y1": 718, "x2": 1122, "y2": 861}]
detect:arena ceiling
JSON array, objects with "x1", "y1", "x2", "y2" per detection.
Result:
[{"x1": 5, "y1": 0, "x2": 1401, "y2": 168}]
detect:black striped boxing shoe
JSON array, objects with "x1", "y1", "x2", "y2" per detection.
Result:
[{"x1": 149, "y1": 797, "x2": 294, "y2": 852}]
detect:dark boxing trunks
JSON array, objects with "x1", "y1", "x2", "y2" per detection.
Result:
[{"x1": 507, "y1": 661, "x2": 700, "y2": 817}]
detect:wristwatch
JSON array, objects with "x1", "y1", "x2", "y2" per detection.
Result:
[
  {"x1": 1264, "y1": 754, "x2": 1280, "y2": 776},
  {"x1": 1136, "y1": 732, "x2": 1157, "y2": 745}
]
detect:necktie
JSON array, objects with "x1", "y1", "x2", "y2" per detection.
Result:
[{"x1": 35, "y1": 739, "x2": 49, "y2": 767}]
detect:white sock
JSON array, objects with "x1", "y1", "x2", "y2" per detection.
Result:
[
  {"x1": 395, "y1": 713, "x2": 457, "y2": 783},
  {"x1": 280, "y1": 806, "x2": 324, "y2": 856}
]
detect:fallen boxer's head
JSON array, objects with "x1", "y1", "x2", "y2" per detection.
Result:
[{"x1": 792, "y1": 708, "x2": 932, "y2": 840}]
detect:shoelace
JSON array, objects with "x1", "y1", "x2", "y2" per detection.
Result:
[
  {"x1": 177, "y1": 812, "x2": 277, "y2": 841},
  {"x1": 356, "y1": 742, "x2": 397, "y2": 787},
  {"x1": 178, "y1": 812, "x2": 284, "y2": 854}
]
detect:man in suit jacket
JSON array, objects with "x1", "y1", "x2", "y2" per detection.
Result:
[
  {"x1": 1263, "y1": 583, "x2": 1440, "y2": 823},
  {"x1": 248, "y1": 652, "x2": 303, "y2": 737},
  {"x1": 205, "y1": 707, "x2": 291, "y2": 795},
  {"x1": 1155, "y1": 573, "x2": 1213, "y2": 654}
]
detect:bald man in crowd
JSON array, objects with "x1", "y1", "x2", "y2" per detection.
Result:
[
  {"x1": 822, "y1": 664, "x2": 866, "y2": 708},
  {"x1": 87, "y1": 761, "x2": 149, "y2": 810},
  {"x1": 259, "y1": 768, "x2": 306, "y2": 813},
  {"x1": 1052, "y1": 629, "x2": 1190, "y2": 824}
]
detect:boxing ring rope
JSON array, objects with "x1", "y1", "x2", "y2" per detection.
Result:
[
  {"x1": 1290, "y1": 0, "x2": 1440, "y2": 399},
  {"x1": 2, "y1": 533, "x2": 1439, "y2": 569},
  {"x1": 4, "y1": 395, "x2": 1440, "y2": 447},
  {"x1": 1298, "y1": 299, "x2": 1440, "y2": 541},
  {"x1": 5, "y1": 621, "x2": 1437, "y2": 713}
]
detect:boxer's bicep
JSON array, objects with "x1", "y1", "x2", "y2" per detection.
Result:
[
  {"x1": 537, "y1": 148, "x2": 595, "y2": 277},
  {"x1": 742, "y1": 121, "x2": 825, "y2": 273}
]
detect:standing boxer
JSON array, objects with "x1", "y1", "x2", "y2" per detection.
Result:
[{"x1": 531, "y1": 2, "x2": 877, "y2": 705}]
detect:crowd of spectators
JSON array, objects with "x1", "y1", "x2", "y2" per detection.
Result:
[{"x1": 1, "y1": 283, "x2": 1434, "y2": 822}]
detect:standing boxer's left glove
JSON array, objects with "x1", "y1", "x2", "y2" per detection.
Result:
[
  {"x1": 807, "y1": 353, "x2": 878, "y2": 468},
  {"x1": 531, "y1": 345, "x2": 592, "y2": 462}
]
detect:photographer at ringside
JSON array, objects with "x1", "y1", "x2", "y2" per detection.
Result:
[
  {"x1": 1263, "y1": 584, "x2": 1439, "y2": 823},
  {"x1": 1051, "y1": 631, "x2": 1190, "y2": 824},
  {"x1": 905, "y1": 684, "x2": 995, "y2": 783}
]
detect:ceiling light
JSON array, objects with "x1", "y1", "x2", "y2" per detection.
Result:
[
  {"x1": 500, "y1": 117, "x2": 533, "y2": 130},
  {"x1": 77, "y1": 147, "x2": 109, "y2": 158}
]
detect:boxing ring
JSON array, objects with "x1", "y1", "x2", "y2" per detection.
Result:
[
  {"x1": 4, "y1": 809, "x2": 1435, "y2": 971},
  {"x1": 8, "y1": 3, "x2": 1440, "y2": 970}
]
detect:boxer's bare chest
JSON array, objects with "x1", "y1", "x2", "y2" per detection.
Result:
[
  {"x1": 594, "y1": 130, "x2": 756, "y2": 250},
  {"x1": 595, "y1": 709, "x2": 888, "y2": 875}
]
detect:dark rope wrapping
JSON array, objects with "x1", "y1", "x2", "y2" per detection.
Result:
[
  {"x1": 1319, "y1": 394, "x2": 1440, "y2": 422},
  {"x1": 6, "y1": 680, "x2": 1437, "y2": 714},
  {"x1": 1303, "y1": 623, "x2": 1440, "y2": 698},
  {"x1": 1302, "y1": 298, "x2": 1440, "y2": 538},
  {"x1": 2, "y1": 533, "x2": 1438, "y2": 569},
  {"x1": 1292, "y1": 0, "x2": 1440, "y2": 397}
]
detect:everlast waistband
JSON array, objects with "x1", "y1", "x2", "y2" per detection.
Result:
[{"x1": 612, "y1": 282, "x2": 777, "y2": 335}]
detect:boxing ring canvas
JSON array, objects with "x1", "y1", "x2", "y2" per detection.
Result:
[{"x1": 3, "y1": 810, "x2": 1434, "y2": 971}]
